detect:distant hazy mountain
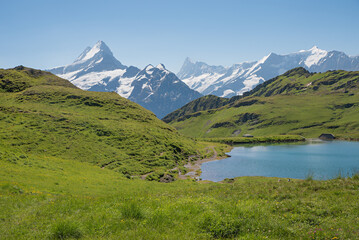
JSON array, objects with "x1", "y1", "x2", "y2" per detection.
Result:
[
  {"x1": 48, "y1": 41, "x2": 201, "y2": 118},
  {"x1": 178, "y1": 46, "x2": 359, "y2": 97}
]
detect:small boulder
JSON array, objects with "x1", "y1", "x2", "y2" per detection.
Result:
[
  {"x1": 159, "y1": 174, "x2": 175, "y2": 183},
  {"x1": 243, "y1": 134, "x2": 254, "y2": 138},
  {"x1": 232, "y1": 129, "x2": 241, "y2": 136},
  {"x1": 319, "y1": 133, "x2": 335, "y2": 140}
]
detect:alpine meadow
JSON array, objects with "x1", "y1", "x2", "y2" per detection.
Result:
[{"x1": 1, "y1": 1, "x2": 359, "y2": 239}]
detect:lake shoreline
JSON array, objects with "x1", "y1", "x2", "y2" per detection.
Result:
[
  {"x1": 179, "y1": 146, "x2": 233, "y2": 180},
  {"x1": 199, "y1": 135, "x2": 306, "y2": 145}
]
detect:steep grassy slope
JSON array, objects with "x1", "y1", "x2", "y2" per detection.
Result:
[
  {"x1": 168, "y1": 68, "x2": 359, "y2": 139},
  {"x1": 0, "y1": 66, "x2": 222, "y2": 177}
]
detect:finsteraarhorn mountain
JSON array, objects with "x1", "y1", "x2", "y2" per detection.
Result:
[
  {"x1": 178, "y1": 46, "x2": 359, "y2": 97},
  {"x1": 49, "y1": 41, "x2": 202, "y2": 118}
]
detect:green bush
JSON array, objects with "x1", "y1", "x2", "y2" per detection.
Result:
[
  {"x1": 178, "y1": 166, "x2": 187, "y2": 174},
  {"x1": 145, "y1": 171, "x2": 165, "y2": 181},
  {"x1": 51, "y1": 221, "x2": 82, "y2": 239}
]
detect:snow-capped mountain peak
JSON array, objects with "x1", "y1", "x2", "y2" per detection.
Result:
[
  {"x1": 156, "y1": 63, "x2": 166, "y2": 70},
  {"x1": 184, "y1": 57, "x2": 193, "y2": 64},
  {"x1": 128, "y1": 64, "x2": 202, "y2": 118},
  {"x1": 304, "y1": 46, "x2": 328, "y2": 68},
  {"x1": 299, "y1": 45, "x2": 321, "y2": 53},
  {"x1": 177, "y1": 57, "x2": 227, "y2": 79},
  {"x1": 49, "y1": 40, "x2": 126, "y2": 82},
  {"x1": 75, "y1": 40, "x2": 113, "y2": 63},
  {"x1": 309, "y1": 45, "x2": 320, "y2": 51},
  {"x1": 145, "y1": 64, "x2": 155, "y2": 71}
]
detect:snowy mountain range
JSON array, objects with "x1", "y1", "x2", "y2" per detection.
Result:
[
  {"x1": 178, "y1": 46, "x2": 359, "y2": 97},
  {"x1": 48, "y1": 41, "x2": 201, "y2": 118}
]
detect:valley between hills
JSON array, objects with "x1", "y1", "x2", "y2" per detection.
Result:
[{"x1": 1, "y1": 65, "x2": 359, "y2": 239}]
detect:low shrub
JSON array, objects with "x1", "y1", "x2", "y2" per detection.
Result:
[
  {"x1": 145, "y1": 171, "x2": 165, "y2": 181},
  {"x1": 50, "y1": 220, "x2": 82, "y2": 239}
]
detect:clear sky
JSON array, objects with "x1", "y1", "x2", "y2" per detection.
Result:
[{"x1": 1, "y1": 0, "x2": 358, "y2": 73}]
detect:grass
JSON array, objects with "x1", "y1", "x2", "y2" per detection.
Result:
[
  {"x1": 305, "y1": 171, "x2": 315, "y2": 181},
  {"x1": 121, "y1": 201, "x2": 144, "y2": 219},
  {"x1": 1, "y1": 151, "x2": 359, "y2": 239},
  {"x1": 51, "y1": 221, "x2": 83, "y2": 239}
]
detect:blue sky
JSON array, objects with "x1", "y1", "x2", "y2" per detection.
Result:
[{"x1": 1, "y1": 0, "x2": 358, "y2": 72}]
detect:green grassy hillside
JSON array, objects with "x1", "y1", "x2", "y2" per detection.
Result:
[
  {"x1": 0, "y1": 66, "x2": 224, "y2": 178},
  {"x1": 162, "y1": 95, "x2": 241, "y2": 123},
  {"x1": 168, "y1": 68, "x2": 359, "y2": 139}
]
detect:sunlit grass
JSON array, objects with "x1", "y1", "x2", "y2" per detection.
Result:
[{"x1": 1, "y1": 151, "x2": 359, "y2": 239}]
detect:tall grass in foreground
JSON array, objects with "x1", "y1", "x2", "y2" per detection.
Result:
[
  {"x1": 305, "y1": 169, "x2": 359, "y2": 181},
  {"x1": 305, "y1": 170, "x2": 315, "y2": 181},
  {"x1": 121, "y1": 201, "x2": 144, "y2": 219},
  {"x1": 2, "y1": 147, "x2": 359, "y2": 239},
  {"x1": 335, "y1": 169, "x2": 359, "y2": 180}
]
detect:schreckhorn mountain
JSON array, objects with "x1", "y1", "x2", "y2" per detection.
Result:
[
  {"x1": 48, "y1": 41, "x2": 201, "y2": 118},
  {"x1": 178, "y1": 46, "x2": 359, "y2": 97}
]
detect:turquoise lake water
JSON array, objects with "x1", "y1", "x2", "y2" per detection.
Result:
[{"x1": 200, "y1": 141, "x2": 359, "y2": 182}]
